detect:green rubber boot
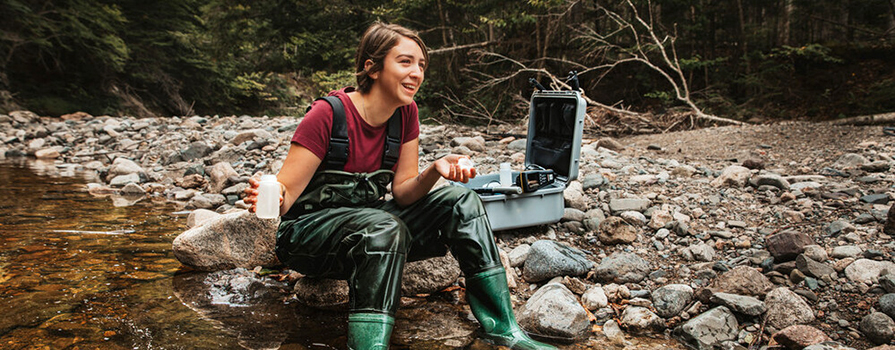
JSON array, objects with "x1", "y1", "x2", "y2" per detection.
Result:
[
  {"x1": 466, "y1": 267, "x2": 557, "y2": 350},
  {"x1": 347, "y1": 313, "x2": 394, "y2": 350}
]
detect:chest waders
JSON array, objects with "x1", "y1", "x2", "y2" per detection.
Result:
[{"x1": 275, "y1": 96, "x2": 556, "y2": 350}]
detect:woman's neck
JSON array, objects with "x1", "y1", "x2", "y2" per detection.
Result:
[{"x1": 358, "y1": 87, "x2": 399, "y2": 127}]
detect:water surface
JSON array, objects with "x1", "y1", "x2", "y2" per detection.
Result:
[{"x1": 0, "y1": 159, "x2": 684, "y2": 349}]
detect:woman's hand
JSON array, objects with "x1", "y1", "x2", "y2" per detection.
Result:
[
  {"x1": 434, "y1": 155, "x2": 476, "y2": 183},
  {"x1": 243, "y1": 173, "x2": 284, "y2": 213}
]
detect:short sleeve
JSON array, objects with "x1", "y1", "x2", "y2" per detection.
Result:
[
  {"x1": 402, "y1": 102, "x2": 420, "y2": 143},
  {"x1": 291, "y1": 100, "x2": 332, "y2": 160}
]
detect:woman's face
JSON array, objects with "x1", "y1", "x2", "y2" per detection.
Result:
[{"x1": 370, "y1": 36, "x2": 426, "y2": 106}]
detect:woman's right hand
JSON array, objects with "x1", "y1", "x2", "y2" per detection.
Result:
[{"x1": 243, "y1": 174, "x2": 262, "y2": 213}]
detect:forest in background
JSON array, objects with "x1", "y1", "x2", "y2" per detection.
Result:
[{"x1": 1, "y1": 0, "x2": 894, "y2": 127}]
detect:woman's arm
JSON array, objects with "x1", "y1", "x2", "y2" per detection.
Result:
[
  {"x1": 392, "y1": 138, "x2": 475, "y2": 207},
  {"x1": 245, "y1": 143, "x2": 321, "y2": 215}
]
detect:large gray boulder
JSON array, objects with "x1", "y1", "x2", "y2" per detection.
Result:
[
  {"x1": 674, "y1": 306, "x2": 739, "y2": 350},
  {"x1": 765, "y1": 287, "x2": 815, "y2": 330},
  {"x1": 517, "y1": 282, "x2": 590, "y2": 340},
  {"x1": 653, "y1": 284, "x2": 694, "y2": 318},
  {"x1": 522, "y1": 240, "x2": 593, "y2": 282},
  {"x1": 593, "y1": 252, "x2": 650, "y2": 284},
  {"x1": 173, "y1": 210, "x2": 280, "y2": 271}
]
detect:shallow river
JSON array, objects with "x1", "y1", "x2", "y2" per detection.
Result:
[{"x1": 0, "y1": 159, "x2": 684, "y2": 350}]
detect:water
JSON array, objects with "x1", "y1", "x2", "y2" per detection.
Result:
[{"x1": 0, "y1": 160, "x2": 685, "y2": 349}]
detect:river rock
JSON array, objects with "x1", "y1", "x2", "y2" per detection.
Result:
[
  {"x1": 608, "y1": 198, "x2": 650, "y2": 213},
  {"x1": 711, "y1": 165, "x2": 751, "y2": 188},
  {"x1": 173, "y1": 210, "x2": 280, "y2": 271},
  {"x1": 831, "y1": 245, "x2": 862, "y2": 259},
  {"x1": 682, "y1": 242, "x2": 715, "y2": 262},
  {"x1": 674, "y1": 306, "x2": 739, "y2": 350},
  {"x1": 845, "y1": 259, "x2": 895, "y2": 284},
  {"x1": 508, "y1": 244, "x2": 530, "y2": 267},
  {"x1": 772, "y1": 325, "x2": 832, "y2": 349},
  {"x1": 208, "y1": 161, "x2": 239, "y2": 193},
  {"x1": 597, "y1": 216, "x2": 638, "y2": 245},
  {"x1": 292, "y1": 278, "x2": 349, "y2": 308},
  {"x1": 886, "y1": 205, "x2": 895, "y2": 235},
  {"x1": 187, "y1": 209, "x2": 223, "y2": 228},
  {"x1": 517, "y1": 282, "x2": 590, "y2": 340},
  {"x1": 653, "y1": 284, "x2": 694, "y2": 318},
  {"x1": 700, "y1": 266, "x2": 773, "y2": 301},
  {"x1": 861, "y1": 312, "x2": 895, "y2": 345},
  {"x1": 232, "y1": 129, "x2": 273, "y2": 146},
  {"x1": 620, "y1": 306, "x2": 664, "y2": 334},
  {"x1": 450, "y1": 136, "x2": 486, "y2": 152},
  {"x1": 804, "y1": 342, "x2": 857, "y2": 350},
  {"x1": 401, "y1": 253, "x2": 461, "y2": 295},
  {"x1": 593, "y1": 252, "x2": 650, "y2": 283},
  {"x1": 521, "y1": 240, "x2": 593, "y2": 282},
  {"x1": 765, "y1": 287, "x2": 815, "y2": 330},
  {"x1": 766, "y1": 230, "x2": 814, "y2": 262},
  {"x1": 581, "y1": 285, "x2": 608, "y2": 310},
  {"x1": 832, "y1": 153, "x2": 868, "y2": 169},
  {"x1": 880, "y1": 294, "x2": 895, "y2": 319},
  {"x1": 596, "y1": 138, "x2": 624, "y2": 152},
  {"x1": 709, "y1": 292, "x2": 766, "y2": 316},
  {"x1": 107, "y1": 157, "x2": 144, "y2": 180},
  {"x1": 795, "y1": 254, "x2": 835, "y2": 278}
]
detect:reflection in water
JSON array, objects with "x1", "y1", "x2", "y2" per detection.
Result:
[{"x1": 0, "y1": 160, "x2": 685, "y2": 350}]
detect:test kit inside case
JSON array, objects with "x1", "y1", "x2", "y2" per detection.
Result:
[{"x1": 455, "y1": 90, "x2": 585, "y2": 231}]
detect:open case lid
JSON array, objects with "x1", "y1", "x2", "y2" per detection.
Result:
[{"x1": 524, "y1": 90, "x2": 586, "y2": 182}]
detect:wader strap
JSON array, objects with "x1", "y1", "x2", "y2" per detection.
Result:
[
  {"x1": 315, "y1": 96, "x2": 350, "y2": 170},
  {"x1": 313, "y1": 96, "x2": 403, "y2": 171}
]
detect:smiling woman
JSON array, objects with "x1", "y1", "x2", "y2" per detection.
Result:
[{"x1": 240, "y1": 22, "x2": 557, "y2": 350}]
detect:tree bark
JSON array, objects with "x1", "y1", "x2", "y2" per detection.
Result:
[
  {"x1": 780, "y1": 0, "x2": 792, "y2": 46},
  {"x1": 826, "y1": 112, "x2": 895, "y2": 126},
  {"x1": 888, "y1": 0, "x2": 895, "y2": 38}
]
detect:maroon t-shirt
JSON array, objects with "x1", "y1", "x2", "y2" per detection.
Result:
[{"x1": 291, "y1": 87, "x2": 420, "y2": 172}]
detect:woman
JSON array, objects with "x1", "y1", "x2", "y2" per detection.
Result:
[{"x1": 245, "y1": 22, "x2": 555, "y2": 350}]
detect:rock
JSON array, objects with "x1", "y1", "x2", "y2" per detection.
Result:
[
  {"x1": 608, "y1": 198, "x2": 651, "y2": 213},
  {"x1": 231, "y1": 129, "x2": 273, "y2": 146},
  {"x1": 562, "y1": 208, "x2": 586, "y2": 222},
  {"x1": 293, "y1": 278, "x2": 349, "y2": 308},
  {"x1": 620, "y1": 306, "x2": 664, "y2": 334},
  {"x1": 508, "y1": 244, "x2": 531, "y2": 267},
  {"x1": 701, "y1": 266, "x2": 773, "y2": 300},
  {"x1": 603, "y1": 283, "x2": 631, "y2": 302},
  {"x1": 581, "y1": 174, "x2": 606, "y2": 190},
  {"x1": 582, "y1": 285, "x2": 608, "y2": 310},
  {"x1": 803, "y1": 245, "x2": 829, "y2": 262},
  {"x1": 177, "y1": 174, "x2": 207, "y2": 190},
  {"x1": 449, "y1": 136, "x2": 486, "y2": 152},
  {"x1": 602, "y1": 320, "x2": 627, "y2": 345},
  {"x1": 832, "y1": 153, "x2": 868, "y2": 169},
  {"x1": 709, "y1": 292, "x2": 766, "y2": 316},
  {"x1": 861, "y1": 312, "x2": 895, "y2": 345},
  {"x1": 521, "y1": 240, "x2": 593, "y2": 282},
  {"x1": 742, "y1": 158, "x2": 765, "y2": 170},
  {"x1": 187, "y1": 209, "x2": 223, "y2": 228},
  {"x1": 711, "y1": 165, "x2": 751, "y2": 188},
  {"x1": 172, "y1": 210, "x2": 280, "y2": 271},
  {"x1": 208, "y1": 162, "x2": 239, "y2": 193},
  {"x1": 109, "y1": 173, "x2": 141, "y2": 187},
  {"x1": 507, "y1": 139, "x2": 527, "y2": 151},
  {"x1": 597, "y1": 216, "x2": 638, "y2": 245},
  {"x1": 862, "y1": 161, "x2": 890, "y2": 172},
  {"x1": 862, "y1": 193, "x2": 890, "y2": 204},
  {"x1": 34, "y1": 148, "x2": 60, "y2": 159},
  {"x1": 795, "y1": 254, "x2": 835, "y2": 278},
  {"x1": 563, "y1": 181, "x2": 587, "y2": 211},
  {"x1": 845, "y1": 259, "x2": 895, "y2": 284},
  {"x1": 619, "y1": 211, "x2": 647, "y2": 225},
  {"x1": 772, "y1": 325, "x2": 832, "y2": 349},
  {"x1": 755, "y1": 174, "x2": 791, "y2": 190},
  {"x1": 764, "y1": 287, "x2": 816, "y2": 330},
  {"x1": 401, "y1": 253, "x2": 461, "y2": 295},
  {"x1": 653, "y1": 284, "x2": 694, "y2": 318},
  {"x1": 886, "y1": 205, "x2": 895, "y2": 235},
  {"x1": 517, "y1": 282, "x2": 590, "y2": 340},
  {"x1": 674, "y1": 306, "x2": 739, "y2": 350},
  {"x1": 648, "y1": 209, "x2": 673, "y2": 229},
  {"x1": 766, "y1": 230, "x2": 814, "y2": 262},
  {"x1": 880, "y1": 294, "x2": 895, "y2": 319},
  {"x1": 825, "y1": 220, "x2": 854, "y2": 235},
  {"x1": 682, "y1": 242, "x2": 715, "y2": 262},
  {"x1": 120, "y1": 182, "x2": 145, "y2": 195},
  {"x1": 831, "y1": 245, "x2": 862, "y2": 259},
  {"x1": 593, "y1": 252, "x2": 650, "y2": 284},
  {"x1": 596, "y1": 138, "x2": 625, "y2": 152},
  {"x1": 107, "y1": 157, "x2": 144, "y2": 180},
  {"x1": 803, "y1": 342, "x2": 858, "y2": 350}
]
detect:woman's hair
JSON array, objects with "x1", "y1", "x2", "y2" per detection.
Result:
[{"x1": 355, "y1": 22, "x2": 428, "y2": 93}]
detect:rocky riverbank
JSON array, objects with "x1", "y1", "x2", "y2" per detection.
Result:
[{"x1": 5, "y1": 109, "x2": 895, "y2": 349}]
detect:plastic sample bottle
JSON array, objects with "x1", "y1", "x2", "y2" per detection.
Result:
[
  {"x1": 499, "y1": 163, "x2": 512, "y2": 187},
  {"x1": 255, "y1": 175, "x2": 281, "y2": 219}
]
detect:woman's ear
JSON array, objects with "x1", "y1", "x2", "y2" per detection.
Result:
[{"x1": 365, "y1": 59, "x2": 379, "y2": 79}]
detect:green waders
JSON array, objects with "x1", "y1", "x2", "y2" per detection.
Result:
[{"x1": 276, "y1": 170, "x2": 554, "y2": 350}]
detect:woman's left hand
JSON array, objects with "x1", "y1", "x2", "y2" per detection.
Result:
[{"x1": 434, "y1": 154, "x2": 476, "y2": 183}]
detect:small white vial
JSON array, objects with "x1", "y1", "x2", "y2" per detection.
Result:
[
  {"x1": 458, "y1": 157, "x2": 474, "y2": 171},
  {"x1": 499, "y1": 163, "x2": 512, "y2": 187},
  {"x1": 255, "y1": 175, "x2": 281, "y2": 219}
]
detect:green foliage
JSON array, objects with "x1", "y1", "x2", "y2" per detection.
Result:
[
  {"x1": 771, "y1": 44, "x2": 844, "y2": 64},
  {"x1": 310, "y1": 70, "x2": 356, "y2": 96}
]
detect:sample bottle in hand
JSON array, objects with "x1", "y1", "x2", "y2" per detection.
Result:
[{"x1": 256, "y1": 175, "x2": 281, "y2": 219}]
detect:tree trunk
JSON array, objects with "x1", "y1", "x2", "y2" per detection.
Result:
[
  {"x1": 888, "y1": 0, "x2": 895, "y2": 39},
  {"x1": 780, "y1": 0, "x2": 792, "y2": 46}
]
